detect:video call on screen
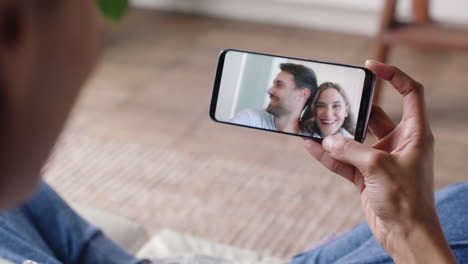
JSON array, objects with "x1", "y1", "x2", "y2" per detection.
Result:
[{"x1": 215, "y1": 51, "x2": 366, "y2": 140}]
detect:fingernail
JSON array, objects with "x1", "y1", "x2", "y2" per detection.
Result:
[
  {"x1": 322, "y1": 136, "x2": 334, "y2": 151},
  {"x1": 365, "y1": 59, "x2": 383, "y2": 66}
]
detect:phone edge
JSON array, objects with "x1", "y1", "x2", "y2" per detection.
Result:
[
  {"x1": 209, "y1": 48, "x2": 374, "y2": 143},
  {"x1": 209, "y1": 49, "x2": 229, "y2": 122}
]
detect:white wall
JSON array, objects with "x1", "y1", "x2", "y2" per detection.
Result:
[
  {"x1": 216, "y1": 52, "x2": 246, "y2": 121},
  {"x1": 132, "y1": 0, "x2": 468, "y2": 35}
]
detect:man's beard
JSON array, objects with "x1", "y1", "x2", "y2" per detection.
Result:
[{"x1": 266, "y1": 102, "x2": 287, "y2": 117}]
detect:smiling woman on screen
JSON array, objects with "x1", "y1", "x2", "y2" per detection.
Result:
[{"x1": 301, "y1": 82, "x2": 355, "y2": 139}]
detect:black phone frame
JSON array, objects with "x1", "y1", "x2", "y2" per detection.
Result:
[{"x1": 210, "y1": 49, "x2": 375, "y2": 143}]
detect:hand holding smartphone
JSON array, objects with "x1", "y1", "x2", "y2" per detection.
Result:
[{"x1": 210, "y1": 49, "x2": 375, "y2": 142}]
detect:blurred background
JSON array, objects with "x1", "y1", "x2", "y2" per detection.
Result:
[{"x1": 44, "y1": 0, "x2": 468, "y2": 259}]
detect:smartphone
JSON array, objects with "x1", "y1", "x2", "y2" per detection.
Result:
[{"x1": 210, "y1": 49, "x2": 375, "y2": 142}]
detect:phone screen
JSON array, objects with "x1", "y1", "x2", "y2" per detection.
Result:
[{"x1": 210, "y1": 49, "x2": 374, "y2": 142}]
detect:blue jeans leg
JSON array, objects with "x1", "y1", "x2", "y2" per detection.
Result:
[
  {"x1": 0, "y1": 181, "x2": 143, "y2": 264},
  {"x1": 291, "y1": 182, "x2": 468, "y2": 264}
]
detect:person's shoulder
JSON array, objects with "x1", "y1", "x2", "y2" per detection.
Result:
[
  {"x1": 233, "y1": 108, "x2": 265, "y2": 119},
  {"x1": 237, "y1": 108, "x2": 264, "y2": 115},
  {"x1": 231, "y1": 108, "x2": 263, "y2": 123},
  {"x1": 258, "y1": 109, "x2": 273, "y2": 117}
]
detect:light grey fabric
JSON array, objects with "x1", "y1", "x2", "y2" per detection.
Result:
[
  {"x1": 71, "y1": 202, "x2": 148, "y2": 254},
  {"x1": 137, "y1": 229, "x2": 286, "y2": 264},
  {"x1": 230, "y1": 108, "x2": 276, "y2": 130}
]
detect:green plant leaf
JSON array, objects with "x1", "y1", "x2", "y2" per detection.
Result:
[{"x1": 96, "y1": 0, "x2": 129, "y2": 22}]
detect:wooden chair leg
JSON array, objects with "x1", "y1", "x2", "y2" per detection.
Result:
[
  {"x1": 413, "y1": 0, "x2": 430, "y2": 23},
  {"x1": 370, "y1": 39, "x2": 390, "y2": 105},
  {"x1": 371, "y1": 0, "x2": 396, "y2": 105}
]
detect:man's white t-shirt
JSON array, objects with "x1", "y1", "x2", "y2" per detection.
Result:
[
  {"x1": 230, "y1": 108, "x2": 353, "y2": 138},
  {"x1": 230, "y1": 108, "x2": 276, "y2": 130}
]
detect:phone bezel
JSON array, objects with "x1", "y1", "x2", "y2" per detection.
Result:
[{"x1": 210, "y1": 49, "x2": 375, "y2": 143}]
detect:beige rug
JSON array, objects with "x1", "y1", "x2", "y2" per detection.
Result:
[{"x1": 44, "y1": 126, "x2": 363, "y2": 259}]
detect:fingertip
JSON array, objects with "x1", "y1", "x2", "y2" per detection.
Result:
[
  {"x1": 364, "y1": 60, "x2": 394, "y2": 81},
  {"x1": 322, "y1": 136, "x2": 331, "y2": 148},
  {"x1": 322, "y1": 135, "x2": 340, "y2": 152},
  {"x1": 365, "y1": 59, "x2": 383, "y2": 68}
]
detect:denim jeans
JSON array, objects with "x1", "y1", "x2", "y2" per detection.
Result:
[
  {"x1": 291, "y1": 182, "x2": 468, "y2": 264},
  {"x1": 0, "y1": 181, "x2": 143, "y2": 264},
  {"x1": 1, "y1": 181, "x2": 467, "y2": 264}
]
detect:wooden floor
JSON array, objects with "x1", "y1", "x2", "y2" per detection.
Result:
[{"x1": 44, "y1": 9, "x2": 468, "y2": 259}]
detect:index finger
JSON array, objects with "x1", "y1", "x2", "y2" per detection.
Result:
[{"x1": 365, "y1": 60, "x2": 427, "y2": 125}]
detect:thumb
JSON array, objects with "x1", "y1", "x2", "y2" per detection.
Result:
[{"x1": 322, "y1": 136, "x2": 383, "y2": 174}]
